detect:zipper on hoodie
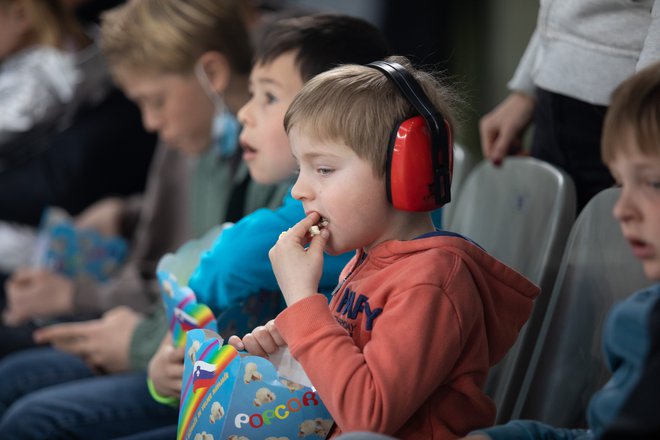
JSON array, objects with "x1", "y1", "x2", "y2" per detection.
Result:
[{"x1": 330, "y1": 251, "x2": 368, "y2": 297}]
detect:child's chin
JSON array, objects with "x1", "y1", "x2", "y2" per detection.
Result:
[
  {"x1": 641, "y1": 262, "x2": 660, "y2": 281},
  {"x1": 324, "y1": 243, "x2": 353, "y2": 256},
  {"x1": 323, "y1": 245, "x2": 343, "y2": 256}
]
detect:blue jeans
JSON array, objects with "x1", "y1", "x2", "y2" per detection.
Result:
[
  {"x1": 115, "y1": 425, "x2": 178, "y2": 440},
  {"x1": 0, "y1": 348, "x2": 178, "y2": 439},
  {"x1": 0, "y1": 347, "x2": 93, "y2": 417}
]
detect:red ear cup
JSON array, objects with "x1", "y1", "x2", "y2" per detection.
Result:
[{"x1": 387, "y1": 116, "x2": 453, "y2": 211}]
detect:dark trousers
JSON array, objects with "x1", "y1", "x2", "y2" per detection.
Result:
[
  {"x1": 532, "y1": 88, "x2": 614, "y2": 212},
  {"x1": 0, "y1": 272, "x2": 39, "y2": 358}
]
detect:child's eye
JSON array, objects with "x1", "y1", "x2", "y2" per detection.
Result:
[
  {"x1": 149, "y1": 97, "x2": 165, "y2": 110},
  {"x1": 265, "y1": 93, "x2": 277, "y2": 104},
  {"x1": 317, "y1": 167, "x2": 333, "y2": 176},
  {"x1": 647, "y1": 180, "x2": 660, "y2": 190}
]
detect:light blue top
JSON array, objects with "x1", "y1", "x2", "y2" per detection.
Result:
[
  {"x1": 476, "y1": 283, "x2": 660, "y2": 440},
  {"x1": 189, "y1": 189, "x2": 353, "y2": 314}
]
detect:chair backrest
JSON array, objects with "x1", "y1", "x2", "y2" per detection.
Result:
[
  {"x1": 446, "y1": 157, "x2": 577, "y2": 422},
  {"x1": 510, "y1": 187, "x2": 652, "y2": 427},
  {"x1": 442, "y1": 143, "x2": 476, "y2": 228}
]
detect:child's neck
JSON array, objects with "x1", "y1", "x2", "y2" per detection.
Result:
[{"x1": 363, "y1": 211, "x2": 435, "y2": 252}]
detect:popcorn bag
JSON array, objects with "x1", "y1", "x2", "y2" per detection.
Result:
[
  {"x1": 32, "y1": 207, "x2": 127, "y2": 282},
  {"x1": 157, "y1": 223, "x2": 282, "y2": 343},
  {"x1": 178, "y1": 329, "x2": 333, "y2": 440},
  {"x1": 156, "y1": 224, "x2": 230, "y2": 346},
  {"x1": 158, "y1": 270, "x2": 218, "y2": 347}
]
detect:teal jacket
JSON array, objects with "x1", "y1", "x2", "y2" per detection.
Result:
[{"x1": 189, "y1": 189, "x2": 352, "y2": 314}]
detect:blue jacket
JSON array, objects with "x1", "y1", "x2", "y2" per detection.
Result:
[
  {"x1": 478, "y1": 283, "x2": 660, "y2": 440},
  {"x1": 188, "y1": 189, "x2": 353, "y2": 314}
]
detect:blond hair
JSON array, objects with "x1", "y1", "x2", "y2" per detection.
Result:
[
  {"x1": 100, "y1": 0, "x2": 251, "y2": 77},
  {"x1": 0, "y1": 0, "x2": 85, "y2": 50},
  {"x1": 602, "y1": 61, "x2": 660, "y2": 163},
  {"x1": 283, "y1": 56, "x2": 459, "y2": 177}
]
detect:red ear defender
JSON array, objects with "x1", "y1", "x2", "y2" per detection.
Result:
[
  {"x1": 367, "y1": 60, "x2": 453, "y2": 211},
  {"x1": 388, "y1": 116, "x2": 453, "y2": 211}
]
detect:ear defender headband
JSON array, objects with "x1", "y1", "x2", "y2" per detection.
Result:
[{"x1": 366, "y1": 60, "x2": 453, "y2": 211}]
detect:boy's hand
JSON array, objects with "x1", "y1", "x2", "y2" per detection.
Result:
[
  {"x1": 269, "y1": 212, "x2": 328, "y2": 306},
  {"x1": 3, "y1": 268, "x2": 74, "y2": 326},
  {"x1": 148, "y1": 332, "x2": 185, "y2": 398},
  {"x1": 33, "y1": 306, "x2": 141, "y2": 373},
  {"x1": 74, "y1": 197, "x2": 125, "y2": 237},
  {"x1": 228, "y1": 319, "x2": 286, "y2": 358}
]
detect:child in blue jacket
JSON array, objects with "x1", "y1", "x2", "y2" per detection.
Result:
[{"x1": 186, "y1": 13, "x2": 392, "y2": 314}]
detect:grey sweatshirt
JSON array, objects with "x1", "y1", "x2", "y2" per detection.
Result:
[{"x1": 509, "y1": 0, "x2": 660, "y2": 105}]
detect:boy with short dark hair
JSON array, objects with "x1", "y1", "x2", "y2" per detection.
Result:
[{"x1": 187, "y1": 12, "x2": 391, "y2": 313}]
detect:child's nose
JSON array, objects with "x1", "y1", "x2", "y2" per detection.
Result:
[
  {"x1": 291, "y1": 173, "x2": 311, "y2": 201},
  {"x1": 612, "y1": 187, "x2": 635, "y2": 223},
  {"x1": 141, "y1": 109, "x2": 162, "y2": 133},
  {"x1": 237, "y1": 100, "x2": 251, "y2": 126}
]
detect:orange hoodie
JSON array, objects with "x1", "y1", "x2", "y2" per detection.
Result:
[{"x1": 275, "y1": 232, "x2": 540, "y2": 439}]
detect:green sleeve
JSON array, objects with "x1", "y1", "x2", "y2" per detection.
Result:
[{"x1": 129, "y1": 306, "x2": 168, "y2": 371}]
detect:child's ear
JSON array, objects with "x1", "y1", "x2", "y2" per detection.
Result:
[{"x1": 197, "y1": 51, "x2": 231, "y2": 95}]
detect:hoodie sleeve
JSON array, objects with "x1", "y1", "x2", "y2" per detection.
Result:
[
  {"x1": 473, "y1": 421, "x2": 592, "y2": 440},
  {"x1": 71, "y1": 264, "x2": 160, "y2": 315}
]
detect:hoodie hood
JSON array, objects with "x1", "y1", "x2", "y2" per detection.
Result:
[{"x1": 349, "y1": 232, "x2": 540, "y2": 365}]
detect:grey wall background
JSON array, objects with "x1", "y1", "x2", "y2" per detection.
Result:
[{"x1": 285, "y1": 0, "x2": 538, "y2": 158}]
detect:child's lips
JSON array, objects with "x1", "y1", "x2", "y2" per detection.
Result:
[
  {"x1": 308, "y1": 217, "x2": 329, "y2": 236},
  {"x1": 628, "y1": 238, "x2": 654, "y2": 259},
  {"x1": 241, "y1": 141, "x2": 257, "y2": 160}
]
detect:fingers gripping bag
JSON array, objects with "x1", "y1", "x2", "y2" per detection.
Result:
[{"x1": 178, "y1": 329, "x2": 333, "y2": 440}]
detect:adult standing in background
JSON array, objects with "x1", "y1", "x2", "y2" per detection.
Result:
[{"x1": 480, "y1": 0, "x2": 659, "y2": 211}]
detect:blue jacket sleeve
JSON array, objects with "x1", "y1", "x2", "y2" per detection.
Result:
[
  {"x1": 598, "y1": 287, "x2": 660, "y2": 439},
  {"x1": 188, "y1": 190, "x2": 352, "y2": 314},
  {"x1": 474, "y1": 421, "x2": 592, "y2": 440}
]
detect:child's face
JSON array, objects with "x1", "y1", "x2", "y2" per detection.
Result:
[
  {"x1": 119, "y1": 70, "x2": 215, "y2": 155},
  {"x1": 289, "y1": 127, "x2": 397, "y2": 255},
  {"x1": 609, "y1": 141, "x2": 660, "y2": 281},
  {"x1": 237, "y1": 51, "x2": 303, "y2": 185}
]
